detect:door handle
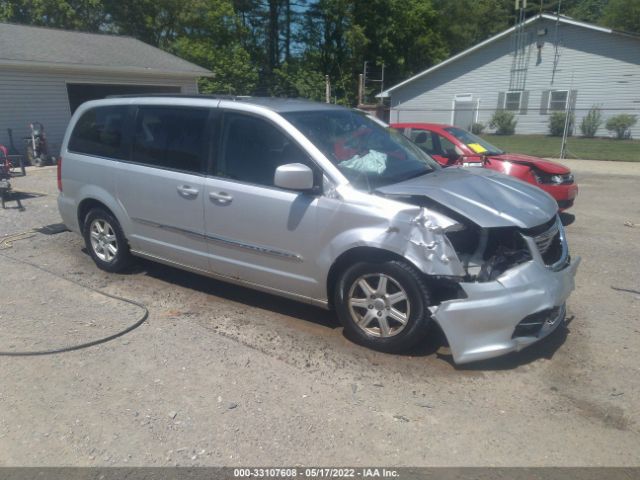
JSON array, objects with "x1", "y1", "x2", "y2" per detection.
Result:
[
  {"x1": 177, "y1": 185, "x2": 199, "y2": 198},
  {"x1": 209, "y1": 191, "x2": 233, "y2": 204}
]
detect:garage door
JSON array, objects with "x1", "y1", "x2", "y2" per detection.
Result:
[{"x1": 67, "y1": 84, "x2": 181, "y2": 113}]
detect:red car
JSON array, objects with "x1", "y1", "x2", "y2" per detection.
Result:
[{"x1": 391, "y1": 123, "x2": 578, "y2": 211}]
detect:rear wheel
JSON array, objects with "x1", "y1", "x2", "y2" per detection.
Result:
[
  {"x1": 335, "y1": 260, "x2": 432, "y2": 352},
  {"x1": 83, "y1": 208, "x2": 132, "y2": 272}
]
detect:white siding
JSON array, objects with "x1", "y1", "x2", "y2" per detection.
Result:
[
  {"x1": 0, "y1": 68, "x2": 199, "y2": 155},
  {"x1": 390, "y1": 19, "x2": 640, "y2": 137}
]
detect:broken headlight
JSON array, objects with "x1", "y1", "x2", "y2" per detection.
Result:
[{"x1": 446, "y1": 226, "x2": 532, "y2": 281}]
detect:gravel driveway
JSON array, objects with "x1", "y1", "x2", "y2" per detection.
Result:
[{"x1": 0, "y1": 161, "x2": 638, "y2": 466}]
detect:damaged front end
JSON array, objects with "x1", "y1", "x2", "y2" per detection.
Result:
[
  {"x1": 444, "y1": 214, "x2": 569, "y2": 281},
  {"x1": 378, "y1": 192, "x2": 579, "y2": 364},
  {"x1": 431, "y1": 211, "x2": 578, "y2": 364}
]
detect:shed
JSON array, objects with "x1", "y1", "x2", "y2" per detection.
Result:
[
  {"x1": 379, "y1": 14, "x2": 640, "y2": 138},
  {"x1": 0, "y1": 22, "x2": 213, "y2": 156}
]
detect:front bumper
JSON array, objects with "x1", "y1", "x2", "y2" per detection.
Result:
[
  {"x1": 541, "y1": 183, "x2": 578, "y2": 211},
  {"x1": 430, "y1": 256, "x2": 580, "y2": 364}
]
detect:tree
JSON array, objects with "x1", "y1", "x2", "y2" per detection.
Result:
[
  {"x1": 564, "y1": 0, "x2": 609, "y2": 24},
  {"x1": 165, "y1": 0, "x2": 259, "y2": 94},
  {"x1": 434, "y1": 0, "x2": 512, "y2": 55},
  {"x1": 353, "y1": 0, "x2": 448, "y2": 90},
  {"x1": 0, "y1": 0, "x2": 106, "y2": 30},
  {"x1": 298, "y1": 0, "x2": 364, "y2": 103},
  {"x1": 602, "y1": 0, "x2": 640, "y2": 34}
]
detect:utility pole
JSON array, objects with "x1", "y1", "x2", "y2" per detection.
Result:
[
  {"x1": 362, "y1": 61, "x2": 368, "y2": 104},
  {"x1": 379, "y1": 63, "x2": 385, "y2": 103},
  {"x1": 358, "y1": 74, "x2": 364, "y2": 106},
  {"x1": 325, "y1": 75, "x2": 330, "y2": 104}
]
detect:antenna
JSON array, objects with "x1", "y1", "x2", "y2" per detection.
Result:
[
  {"x1": 361, "y1": 61, "x2": 385, "y2": 104},
  {"x1": 510, "y1": 0, "x2": 530, "y2": 91},
  {"x1": 551, "y1": 0, "x2": 562, "y2": 84}
]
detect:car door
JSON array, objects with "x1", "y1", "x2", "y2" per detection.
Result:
[
  {"x1": 116, "y1": 105, "x2": 210, "y2": 269},
  {"x1": 203, "y1": 111, "x2": 322, "y2": 300}
]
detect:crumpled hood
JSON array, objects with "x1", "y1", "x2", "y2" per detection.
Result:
[
  {"x1": 490, "y1": 153, "x2": 570, "y2": 174},
  {"x1": 377, "y1": 167, "x2": 558, "y2": 229}
]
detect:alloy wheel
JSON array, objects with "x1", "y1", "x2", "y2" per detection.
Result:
[
  {"x1": 347, "y1": 274, "x2": 410, "y2": 338},
  {"x1": 89, "y1": 219, "x2": 118, "y2": 263}
]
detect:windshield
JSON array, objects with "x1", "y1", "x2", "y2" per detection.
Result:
[
  {"x1": 444, "y1": 127, "x2": 504, "y2": 155},
  {"x1": 283, "y1": 110, "x2": 440, "y2": 191}
]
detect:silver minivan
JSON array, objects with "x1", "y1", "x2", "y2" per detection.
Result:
[{"x1": 58, "y1": 96, "x2": 579, "y2": 364}]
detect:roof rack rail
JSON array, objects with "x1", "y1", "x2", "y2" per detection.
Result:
[{"x1": 106, "y1": 93, "x2": 252, "y2": 100}]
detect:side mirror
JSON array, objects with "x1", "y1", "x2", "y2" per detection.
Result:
[{"x1": 274, "y1": 163, "x2": 315, "y2": 191}]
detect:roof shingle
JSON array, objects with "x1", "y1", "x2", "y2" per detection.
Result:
[{"x1": 0, "y1": 22, "x2": 212, "y2": 76}]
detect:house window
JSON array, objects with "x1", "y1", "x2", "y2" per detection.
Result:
[
  {"x1": 549, "y1": 90, "x2": 569, "y2": 111},
  {"x1": 504, "y1": 92, "x2": 522, "y2": 111}
]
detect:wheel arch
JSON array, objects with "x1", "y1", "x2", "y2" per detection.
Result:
[
  {"x1": 77, "y1": 198, "x2": 113, "y2": 232},
  {"x1": 326, "y1": 246, "x2": 420, "y2": 310}
]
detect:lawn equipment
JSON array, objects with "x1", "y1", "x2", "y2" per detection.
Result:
[
  {"x1": 6, "y1": 128, "x2": 26, "y2": 176},
  {"x1": 0, "y1": 144, "x2": 23, "y2": 209},
  {"x1": 25, "y1": 122, "x2": 56, "y2": 167}
]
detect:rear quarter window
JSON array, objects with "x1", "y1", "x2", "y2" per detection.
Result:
[{"x1": 68, "y1": 106, "x2": 128, "y2": 159}]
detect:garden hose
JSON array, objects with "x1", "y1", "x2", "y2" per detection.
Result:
[{"x1": 0, "y1": 247, "x2": 148, "y2": 357}]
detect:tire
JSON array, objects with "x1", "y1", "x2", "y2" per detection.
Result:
[
  {"x1": 334, "y1": 260, "x2": 432, "y2": 353},
  {"x1": 83, "y1": 208, "x2": 132, "y2": 273},
  {"x1": 34, "y1": 156, "x2": 44, "y2": 167}
]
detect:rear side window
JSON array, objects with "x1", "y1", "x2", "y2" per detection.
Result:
[
  {"x1": 132, "y1": 107, "x2": 208, "y2": 174},
  {"x1": 68, "y1": 106, "x2": 127, "y2": 159}
]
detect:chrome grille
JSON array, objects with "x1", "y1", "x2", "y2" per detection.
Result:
[
  {"x1": 523, "y1": 216, "x2": 569, "y2": 270},
  {"x1": 533, "y1": 221, "x2": 559, "y2": 255}
]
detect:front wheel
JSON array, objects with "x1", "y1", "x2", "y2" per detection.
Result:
[
  {"x1": 83, "y1": 208, "x2": 132, "y2": 272},
  {"x1": 334, "y1": 260, "x2": 432, "y2": 353}
]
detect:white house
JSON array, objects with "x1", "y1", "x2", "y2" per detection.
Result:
[
  {"x1": 379, "y1": 14, "x2": 640, "y2": 138},
  {"x1": 0, "y1": 22, "x2": 213, "y2": 155}
]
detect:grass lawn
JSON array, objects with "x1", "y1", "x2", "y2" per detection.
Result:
[{"x1": 480, "y1": 134, "x2": 640, "y2": 162}]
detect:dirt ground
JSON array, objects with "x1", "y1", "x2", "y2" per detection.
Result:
[{"x1": 0, "y1": 160, "x2": 638, "y2": 466}]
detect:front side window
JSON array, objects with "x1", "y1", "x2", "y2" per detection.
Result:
[
  {"x1": 68, "y1": 105, "x2": 127, "y2": 159},
  {"x1": 549, "y1": 91, "x2": 568, "y2": 111},
  {"x1": 505, "y1": 91, "x2": 522, "y2": 111},
  {"x1": 218, "y1": 113, "x2": 313, "y2": 187},
  {"x1": 284, "y1": 110, "x2": 440, "y2": 191},
  {"x1": 132, "y1": 107, "x2": 208, "y2": 173}
]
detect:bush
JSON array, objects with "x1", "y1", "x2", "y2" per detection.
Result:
[
  {"x1": 605, "y1": 114, "x2": 638, "y2": 139},
  {"x1": 548, "y1": 111, "x2": 574, "y2": 137},
  {"x1": 471, "y1": 122, "x2": 485, "y2": 134},
  {"x1": 580, "y1": 106, "x2": 603, "y2": 138},
  {"x1": 489, "y1": 111, "x2": 517, "y2": 135}
]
